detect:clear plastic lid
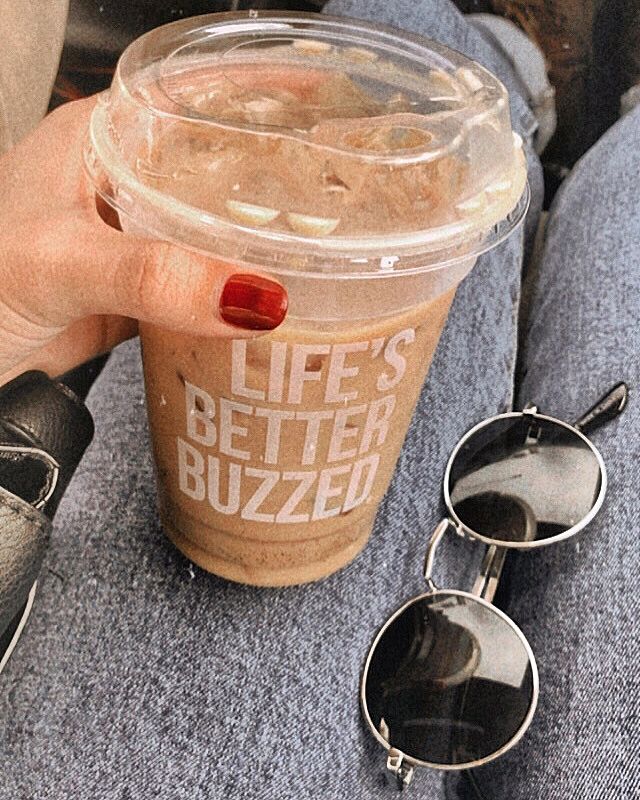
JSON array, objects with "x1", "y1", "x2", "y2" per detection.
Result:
[{"x1": 86, "y1": 11, "x2": 528, "y2": 275}]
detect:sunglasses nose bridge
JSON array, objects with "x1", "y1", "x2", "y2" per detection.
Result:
[
  {"x1": 471, "y1": 543, "x2": 507, "y2": 604},
  {"x1": 423, "y1": 518, "x2": 457, "y2": 590}
]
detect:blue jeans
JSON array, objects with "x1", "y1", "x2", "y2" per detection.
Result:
[{"x1": 0, "y1": 2, "x2": 637, "y2": 798}]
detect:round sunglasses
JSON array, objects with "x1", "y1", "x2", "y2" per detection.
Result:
[{"x1": 361, "y1": 383, "x2": 628, "y2": 789}]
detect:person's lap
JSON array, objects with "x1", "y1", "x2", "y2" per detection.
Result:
[
  {"x1": 0, "y1": 234, "x2": 525, "y2": 798},
  {"x1": 8, "y1": 1, "x2": 637, "y2": 798},
  {"x1": 456, "y1": 103, "x2": 640, "y2": 800}
]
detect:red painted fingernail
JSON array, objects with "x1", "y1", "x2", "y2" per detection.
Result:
[
  {"x1": 95, "y1": 193, "x2": 122, "y2": 231},
  {"x1": 219, "y1": 274, "x2": 288, "y2": 331}
]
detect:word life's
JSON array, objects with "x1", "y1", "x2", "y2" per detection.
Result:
[{"x1": 177, "y1": 330, "x2": 416, "y2": 524}]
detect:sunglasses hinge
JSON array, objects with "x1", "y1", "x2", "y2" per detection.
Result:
[{"x1": 386, "y1": 749, "x2": 414, "y2": 790}]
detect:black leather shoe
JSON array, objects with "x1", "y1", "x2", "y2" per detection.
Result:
[
  {"x1": 0, "y1": 371, "x2": 94, "y2": 671},
  {"x1": 0, "y1": 585, "x2": 36, "y2": 676}
]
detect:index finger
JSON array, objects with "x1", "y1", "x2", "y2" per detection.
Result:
[{"x1": 0, "y1": 95, "x2": 99, "y2": 217}]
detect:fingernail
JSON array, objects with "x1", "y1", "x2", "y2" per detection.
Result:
[
  {"x1": 95, "y1": 192, "x2": 122, "y2": 231},
  {"x1": 219, "y1": 274, "x2": 288, "y2": 331}
]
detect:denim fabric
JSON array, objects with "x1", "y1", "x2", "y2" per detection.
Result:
[
  {"x1": 0, "y1": 237, "x2": 533, "y2": 799},
  {"x1": 0, "y1": 11, "x2": 538, "y2": 797},
  {"x1": 0, "y1": 236, "x2": 529, "y2": 800},
  {"x1": 453, "y1": 104, "x2": 640, "y2": 800}
]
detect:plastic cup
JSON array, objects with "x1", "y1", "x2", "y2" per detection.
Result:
[{"x1": 86, "y1": 12, "x2": 528, "y2": 586}]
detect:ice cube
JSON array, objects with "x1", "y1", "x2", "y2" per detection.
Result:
[
  {"x1": 485, "y1": 176, "x2": 513, "y2": 197},
  {"x1": 343, "y1": 46, "x2": 378, "y2": 63},
  {"x1": 455, "y1": 67, "x2": 484, "y2": 93},
  {"x1": 428, "y1": 69, "x2": 465, "y2": 102},
  {"x1": 226, "y1": 200, "x2": 280, "y2": 226},
  {"x1": 293, "y1": 39, "x2": 332, "y2": 54},
  {"x1": 455, "y1": 191, "x2": 488, "y2": 216},
  {"x1": 322, "y1": 171, "x2": 350, "y2": 193},
  {"x1": 286, "y1": 213, "x2": 340, "y2": 236}
]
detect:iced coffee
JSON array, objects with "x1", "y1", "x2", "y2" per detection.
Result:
[{"x1": 87, "y1": 12, "x2": 528, "y2": 585}]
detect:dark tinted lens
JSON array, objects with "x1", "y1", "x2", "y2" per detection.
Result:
[
  {"x1": 448, "y1": 416, "x2": 602, "y2": 544},
  {"x1": 363, "y1": 592, "x2": 535, "y2": 768}
]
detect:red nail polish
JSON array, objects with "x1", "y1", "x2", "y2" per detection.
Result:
[{"x1": 219, "y1": 274, "x2": 288, "y2": 331}]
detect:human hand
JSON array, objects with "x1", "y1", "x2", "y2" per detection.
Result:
[{"x1": 0, "y1": 96, "x2": 288, "y2": 387}]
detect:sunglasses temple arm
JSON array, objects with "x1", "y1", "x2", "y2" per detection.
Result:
[
  {"x1": 471, "y1": 544, "x2": 507, "y2": 604},
  {"x1": 574, "y1": 382, "x2": 628, "y2": 434}
]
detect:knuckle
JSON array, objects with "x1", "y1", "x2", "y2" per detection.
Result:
[
  {"x1": 118, "y1": 241, "x2": 176, "y2": 318},
  {"x1": 121, "y1": 245, "x2": 158, "y2": 313},
  {"x1": 112, "y1": 240, "x2": 209, "y2": 327}
]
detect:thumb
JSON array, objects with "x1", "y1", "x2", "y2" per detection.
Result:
[{"x1": 64, "y1": 224, "x2": 289, "y2": 337}]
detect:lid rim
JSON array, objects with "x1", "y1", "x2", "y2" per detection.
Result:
[
  {"x1": 87, "y1": 104, "x2": 528, "y2": 261},
  {"x1": 89, "y1": 10, "x2": 528, "y2": 274},
  {"x1": 89, "y1": 153, "x2": 530, "y2": 277}
]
